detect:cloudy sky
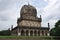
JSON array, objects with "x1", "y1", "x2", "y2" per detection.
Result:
[{"x1": 0, "y1": 0, "x2": 60, "y2": 30}]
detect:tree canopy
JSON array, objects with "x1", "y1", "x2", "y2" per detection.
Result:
[
  {"x1": 50, "y1": 20, "x2": 60, "y2": 36},
  {"x1": 0, "y1": 30, "x2": 11, "y2": 36}
]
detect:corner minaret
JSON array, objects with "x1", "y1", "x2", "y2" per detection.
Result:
[
  {"x1": 40, "y1": 15, "x2": 42, "y2": 22},
  {"x1": 40, "y1": 15, "x2": 42, "y2": 27},
  {"x1": 11, "y1": 25, "x2": 13, "y2": 30},
  {"x1": 48, "y1": 23, "x2": 50, "y2": 29}
]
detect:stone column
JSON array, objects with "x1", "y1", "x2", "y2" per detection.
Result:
[
  {"x1": 44, "y1": 30, "x2": 46, "y2": 36},
  {"x1": 40, "y1": 30, "x2": 42, "y2": 36},
  {"x1": 28, "y1": 30, "x2": 30, "y2": 36},
  {"x1": 18, "y1": 28, "x2": 21, "y2": 36},
  {"x1": 36, "y1": 30, "x2": 38, "y2": 36},
  {"x1": 47, "y1": 32, "x2": 50, "y2": 36},
  {"x1": 39, "y1": 31, "x2": 40, "y2": 36},
  {"x1": 24, "y1": 30, "x2": 26, "y2": 36},
  {"x1": 17, "y1": 28, "x2": 19, "y2": 36},
  {"x1": 48, "y1": 33, "x2": 50, "y2": 36},
  {"x1": 33, "y1": 30, "x2": 34, "y2": 36},
  {"x1": 19, "y1": 30, "x2": 21, "y2": 36}
]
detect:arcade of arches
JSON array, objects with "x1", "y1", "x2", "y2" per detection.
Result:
[{"x1": 18, "y1": 29, "x2": 49, "y2": 36}]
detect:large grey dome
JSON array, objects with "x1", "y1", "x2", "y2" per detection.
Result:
[{"x1": 20, "y1": 4, "x2": 37, "y2": 17}]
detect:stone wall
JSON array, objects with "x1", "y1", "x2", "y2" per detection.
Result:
[{"x1": 18, "y1": 20, "x2": 41, "y2": 27}]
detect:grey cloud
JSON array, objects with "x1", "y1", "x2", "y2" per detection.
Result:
[
  {"x1": 0, "y1": 16, "x2": 8, "y2": 21},
  {"x1": 32, "y1": 0, "x2": 48, "y2": 8},
  {"x1": 0, "y1": 0, "x2": 18, "y2": 11},
  {"x1": 38, "y1": 0, "x2": 60, "y2": 28},
  {"x1": 0, "y1": 0, "x2": 18, "y2": 30},
  {"x1": 0, "y1": 0, "x2": 60, "y2": 30},
  {"x1": 44, "y1": 2, "x2": 60, "y2": 22}
]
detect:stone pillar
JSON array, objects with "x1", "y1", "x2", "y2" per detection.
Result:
[
  {"x1": 33, "y1": 30, "x2": 34, "y2": 36},
  {"x1": 25, "y1": 30, "x2": 26, "y2": 36},
  {"x1": 18, "y1": 31, "x2": 21, "y2": 36},
  {"x1": 20, "y1": 30, "x2": 21, "y2": 36},
  {"x1": 18, "y1": 28, "x2": 21, "y2": 36},
  {"x1": 28, "y1": 30, "x2": 30, "y2": 36},
  {"x1": 48, "y1": 33, "x2": 50, "y2": 36},
  {"x1": 39, "y1": 31, "x2": 40, "y2": 36},
  {"x1": 36, "y1": 30, "x2": 38, "y2": 36},
  {"x1": 44, "y1": 30, "x2": 46, "y2": 36},
  {"x1": 40, "y1": 30, "x2": 42, "y2": 36},
  {"x1": 19, "y1": 30, "x2": 21, "y2": 36},
  {"x1": 17, "y1": 28, "x2": 19, "y2": 36},
  {"x1": 47, "y1": 31, "x2": 50, "y2": 36}
]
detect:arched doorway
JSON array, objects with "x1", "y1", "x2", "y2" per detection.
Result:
[
  {"x1": 26, "y1": 30, "x2": 29, "y2": 36},
  {"x1": 34, "y1": 31, "x2": 37, "y2": 36},
  {"x1": 38, "y1": 31, "x2": 40, "y2": 36},
  {"x1": 30, "y1": 31, "x2": 33, "y2": 36},
  {"x1": 42, "y1": 30, "x2": 44, "y2": 36},
  {"x1": 21, "y1": 30, "x2": 25, "y2": 36}
]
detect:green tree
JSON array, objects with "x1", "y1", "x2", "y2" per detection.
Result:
[
  {"x1": 55, "y1": 20, "x2": 60, "y2": 28},
  {"x1": 50, "y1": 20, "x2": 60, "y2": 36},
  {"x1": 0, "y1": 30, "x2": 11, "y2": 36}
]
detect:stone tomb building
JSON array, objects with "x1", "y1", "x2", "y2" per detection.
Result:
[{"x1": 11, "y1": 4, "x2": 50, "y2": 36}]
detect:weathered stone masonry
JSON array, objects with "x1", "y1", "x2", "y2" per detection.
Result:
[{"x1": 11, "y1": 4, "x2": 50, "y2": 36}]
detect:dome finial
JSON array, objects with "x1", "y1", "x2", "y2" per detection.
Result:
[{"x1": 27, "y1": 0, "x2": 30, "y2": 5}]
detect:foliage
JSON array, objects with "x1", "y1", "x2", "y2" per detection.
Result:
[
  {"x1": 50, "y1": 20, "x2": 60, "y2": 36},
  {"x1": 0, "y1": 30, "x2": 11, "y2": 36},
  {"x1": 55, "y1": 20, "x2": 60, "y2": 28}
]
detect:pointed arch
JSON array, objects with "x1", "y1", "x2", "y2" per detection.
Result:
[
  {"x1": 38, "y1": 31, "x2": 40, "y2": 36},
  {"x1": 21, "y1": 30, "x2": 25, "y2": 36},
  {"x1": 30, "y1": 31, "x2": 33, "y2": 36},
  {"x1": 26, "y1": 30, "x2": 29, "y2": 36},
  {"x1": 34, "y1": 30, "x2": 37, "y2": 36}
]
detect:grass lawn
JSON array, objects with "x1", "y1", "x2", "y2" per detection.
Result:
[{"x1": 0, "y1": 36, "x2": 51, "y2": 39}]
